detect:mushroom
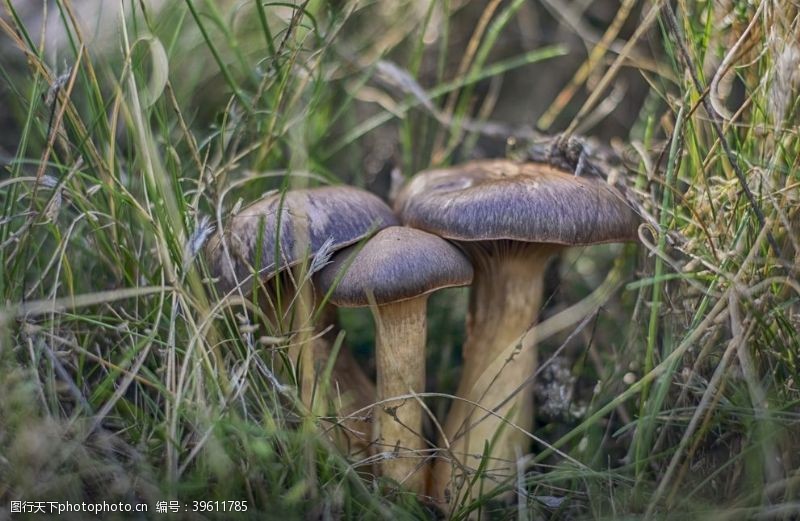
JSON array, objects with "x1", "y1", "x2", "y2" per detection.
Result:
[
  {"x1": 317, "y1": 226, "x2": 473, "y2": 492},
  {"x1": 394, "y1": 159, "x2": 639, "y2": 503},
  {"x1": 206, "y1": 186, "x2": 398, "y2": 449},
  {"x1": 207, "y1": 186, "x2": 398, "y2": 296}
]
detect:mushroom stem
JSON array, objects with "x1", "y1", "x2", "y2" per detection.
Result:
[
  {"x1": 432, "y1": 250, "x2": 552, "y2": 503},
  {"x1": 266, "y1": 283, "x2": 376, "y2": 453},
  {"x1": 292, "y1": 282, "x2": 318, "y2": 411},
  {"x1": 313, "y1": 304, "x2": 377, "y2": 455},
  {"x1": 373, "y1": 296, "x2": 428, "y2": 492}
]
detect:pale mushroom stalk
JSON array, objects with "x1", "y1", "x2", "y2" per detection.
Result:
[
  {"x1": 318, "y1": 226, "x2": 473, "y2": 493},
  {"x1": 315, "y1": 302, "x2": 377, "y2": 454},
  {"x1": 373, "y1": 297, "x2": 428, "y2": 492},
  {"x1": 433, "y1": 244, "x2": 555, "y2": 501},
  {"x1": 264, "y1": 280, "x2": 376, "y2": 454},
  {"x1": 293, "y1": 280, "x2": 317, "y2": 409}
]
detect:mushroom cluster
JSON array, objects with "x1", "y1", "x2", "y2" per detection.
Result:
[{"x1": 206, "y1": 158, "x2": 638, "y2": 506}]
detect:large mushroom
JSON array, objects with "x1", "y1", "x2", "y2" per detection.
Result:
[
  {"x1": 206, "y1": 186, "x2": 398, "y2": 448},
  {"x1": 394, "y1": 159, "x2": 639, "y2": 503},
  {"x1": 317, "y1": 226, "x2": 473, "y2": 492}
]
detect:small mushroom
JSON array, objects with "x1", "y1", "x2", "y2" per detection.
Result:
[
  {"x1": 395, "y1": 159, "x2": 639, "y2": 502},
  {"x1": 206, "y1": 186, "x2": 398, "y2": 449},
  {"x1": 317, "y1": 226, "x2": 473, "y2": 492}
]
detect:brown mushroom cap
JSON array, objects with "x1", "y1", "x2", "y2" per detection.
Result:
[
  {"x1": 207, "y1": 186, "x2": 398, "y2": 293},
  {"x1": 394, "y1": 159, "x2": 640, "y2": 246},
  {"x1": 317, "y1": 226, "x2": 473, "y2": 307}
]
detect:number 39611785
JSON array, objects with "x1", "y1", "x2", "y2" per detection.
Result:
[{"x1": 191, "y1": 500, "x2": 248, "y2": 512}]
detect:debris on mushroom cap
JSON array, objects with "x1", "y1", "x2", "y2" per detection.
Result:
[
  {"x1": 317, "y1": 226, "x2": 473, "y2": 307},
  {"x1": 206, "y1": 186, "x2": 398, "y2": 294},
  {"x1": 394, "y1": 159, "x2": 640, "y2": 246}
]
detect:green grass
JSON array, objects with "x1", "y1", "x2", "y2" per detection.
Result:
[{"x1": 1, "y1": 0, "x2": 799, "y2": 519}]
